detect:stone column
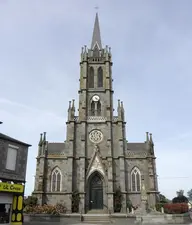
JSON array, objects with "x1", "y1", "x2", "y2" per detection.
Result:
[
  {"x1": 119, "y1": 156, "x2": 126, "y2": 213},
  {"x1": 139, "y1": 178, "x2": 148, "y2": 214},
  {"x1": 79, "y1": 158, "x2": 86, "y2": 213},
  {"x1": 107, "y1": 158, "x2": 114, "y2": 213},
  {"x1": 67, "y1": 157, "x2": 73, "y2": 213}
]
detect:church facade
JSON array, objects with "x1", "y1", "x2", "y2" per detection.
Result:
[{"x1": 33, "y1": 13, "x2": 159, "y2": 213}]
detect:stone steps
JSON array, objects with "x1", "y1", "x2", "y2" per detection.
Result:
[{"x1": 82, "y1": 214, "x2": 111, "y2": 224}]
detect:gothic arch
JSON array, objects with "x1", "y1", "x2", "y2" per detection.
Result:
[
  {"x1": 88, "y1": 170, "x2": 104, "y2": 183},
  {"x1": 90, "y1": 99, "x2": 102, "y2": 116},
  {"x1": 93, "y1": 45, "x2": 100, "y2": 57},
  {"x1": 51, "y1": 167, "x2": 62, "y2": 192},
  {"x1": 97, "y1": 67, "x2": 103, "y2": 88},
  {"x1": 90, "y1": 100, "x2": 96, "y2": 116},
  {"x1": 88, "y1": 67, "x2": 94, "y2": 88},
  {"x1": 97, "y1": 101, "x2": 101, "y2": 116},
  {"x1": 130, "y1": 167, "x2": 141, "y2": 192},
  {"x1": 88, "y1": 171, "x2": 104, "y2": 210}
]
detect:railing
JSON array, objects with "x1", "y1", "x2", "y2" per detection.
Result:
[
  {"x1": 72, "y1": 116, "x2": 120, "y2": 122},
  {"x1": 88, "y1": 57, "x2": 105, "y2": 62},
  {"x1": 87, "y1": 116, "x2": 107, "y2": 122}
]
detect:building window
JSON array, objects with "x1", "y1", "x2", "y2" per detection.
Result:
[
  {"x1": 97, "y1": 67, "x2": 103, "y2": 88},
  {"x1": 88, "y1": 67, "x2": 94, "y2": 88},
  {"x1": 90, "y1": 101, "x2": 102, "y2": 116},
  {"x1": 97, "y1": 101, "x2": 101, "y2": 116},
  {"x1": 131, "y1": 167, "x2": 141, "y2": 192},
  {"x1": 5, "y1": 145, "x2": 18, "y2": 171},
  {"x1": 51, "y1": 168, "x2": 62, "y2": 192},
  {"x1": 91, "y1": 101, "x2": 96, "y2": 116}
]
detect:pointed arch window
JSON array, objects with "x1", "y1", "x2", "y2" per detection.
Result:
[
  {"x1": 51, "y1": 168, "x2": 62, "y2": 192},
  {"x1": 131, "y1": 167, "x2": 141, "y2": 192},
  {"x1": 91, "y1": 101, "x2": 96, "y2": 116},
  {"x1": 90, "y1": 101, "x2": 102, "y2": 116},
  {"x1": 97, "y1": 101, "x2": 101, "y2": 116},
  {"x1": 88, "y1": 67, "x2": 94, "y2": 88},
  {"x1": 97, "y1": 67, "x2": 103, "y2": 88}
]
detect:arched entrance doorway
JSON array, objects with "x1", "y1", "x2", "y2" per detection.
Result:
[{"x1": 89, "y1": 173, "x2": 103, "y2": 210}]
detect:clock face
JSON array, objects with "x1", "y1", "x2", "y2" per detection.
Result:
[{"x1": 92, "y1": 95, "x2": 100, "y2": 102}]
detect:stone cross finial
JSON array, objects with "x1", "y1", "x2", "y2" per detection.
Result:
[
  {"x1": 118, "y1": 99, "x2": 120, "y2": 107},
  {"x1": 43, "y1": 132, "x2": 46, "y2": 143},
  {"x1": 68, "y1": 101, "x2": 71, "y2": 109},
  {"x1": 146, "y1": 132, "x2": 149, "y2": 142},
  {"x1": 94, "y1": 6, "x2": 99, "y2": 12},
  {"x1": 38, "y1": 133, "x2": 43, "y2": 146}
]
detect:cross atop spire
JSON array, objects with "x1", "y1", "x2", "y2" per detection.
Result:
[{"x1": 91, "y1": 13, "x2": 102, "y2": 50}]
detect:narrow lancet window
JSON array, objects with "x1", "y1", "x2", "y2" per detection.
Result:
[
  {"x1": 91, "y1": 101, "x2": 95, "y2": 116},
  {"x1": 131, "y1": 167, "x2": 141, "y2": 192},
  {"x1": 51, "y1": 168, "x2": 62, "y2": 192},
  {"x1": 88, "y1": 67, "x2": 94, "y2": 88},
  {"x1": 97, "y1": 67, "x2": 103, "y2": 88},
  {"x1": 97, "y1": 101, "x2": 101, "y2": 116}
]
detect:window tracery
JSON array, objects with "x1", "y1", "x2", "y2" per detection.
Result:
[
  {"x1": 131, "y1": 167, "x2": 141, "y2": 192},
  {"x1": 90, "y1": 100, "x2": 102, "y2": 116},
  {"x1": 51, "y1": 167, "x2": 62, "y2": 192}
]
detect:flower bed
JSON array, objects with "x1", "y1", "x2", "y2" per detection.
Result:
[
  {"x1": 164, "y1": 203, "x2": 188, "y2": 214},
  {"x1": 23, "y1": 203, "x2": 67, "y2": 215}
]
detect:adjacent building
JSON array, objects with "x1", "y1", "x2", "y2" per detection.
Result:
[
  {"x1": 0, "y1": 130, "x2": 31, "y2": 224},
  {"x1": 33, "y1": 13, "x2": 159, "y2": 213}
]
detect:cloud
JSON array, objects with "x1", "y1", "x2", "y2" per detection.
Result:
[{"x1": 0, "y1": 1, "x2": 192, "y2": 200}]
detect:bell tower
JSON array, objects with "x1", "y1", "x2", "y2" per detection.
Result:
[
  {"x1": 65, "y1": 13, "x2": 127, "y2": 213},
  {"x1": 78, "y1": 13, "x2": 114, "y2": 122}
]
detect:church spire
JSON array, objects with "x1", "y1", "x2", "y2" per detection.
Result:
[{"x1": 91, "y1": 13, "x2": 102, "y2": 49}]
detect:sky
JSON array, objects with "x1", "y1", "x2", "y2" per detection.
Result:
[{"x1": 0, "y1": 0, "x2": 192, "y2": 200}]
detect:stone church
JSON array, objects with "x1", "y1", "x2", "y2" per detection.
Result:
[{"x1": 33, "y1": 13, "x2": 159, "y2": 213}]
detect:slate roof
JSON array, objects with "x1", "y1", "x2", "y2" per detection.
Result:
[
  {"x1": 48, "y1": 142, "x2": 65, "y2": 155},
  {"x1": 47, "y1": 142, "x2": 147, "y2": 155},
  {"x1": 127, "y1": 143, "x2": 147, "y2": 151},
  {"x1": 0, "y1": 133, "x2": 31, "y2": 147}
]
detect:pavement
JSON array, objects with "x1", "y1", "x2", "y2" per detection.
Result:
[{"x1": 23, "y1": 223, "x2": 192, "y2": 225}]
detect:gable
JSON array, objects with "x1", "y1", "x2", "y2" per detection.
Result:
[{"x1": 86, "y1": 145, "x2": 106, "y2": 179}]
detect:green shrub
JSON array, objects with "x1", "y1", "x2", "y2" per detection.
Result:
[
  {"x1": 156, "y1": 203, "x2": 165, "y2": 212},
  {"x1": 24, "y1": 196, "x2": 38, "y2": 207},
  {"x1": 71, "y1": 190, "x2": 80, "y2": 213},
  {"x1": 114, "y1": 188, "x2": 122, "y2": 213}
]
